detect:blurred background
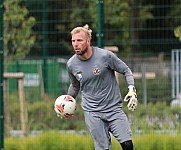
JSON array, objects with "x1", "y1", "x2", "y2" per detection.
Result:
[{"x1": 1, "y1": 0, "x2": 181, "y2": 149}]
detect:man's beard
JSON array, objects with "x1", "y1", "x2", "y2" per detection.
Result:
[{"x1": 75, "y1": 47, "x2": 88, "y2": 55}]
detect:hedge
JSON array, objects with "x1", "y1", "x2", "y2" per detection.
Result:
[{"x1": 8, "y1": 99, "x2": 181, "y2": 132}]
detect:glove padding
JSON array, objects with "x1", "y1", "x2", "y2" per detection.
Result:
[{"x1": 124, "y1": 85, "x2": 138, "y2": 111}]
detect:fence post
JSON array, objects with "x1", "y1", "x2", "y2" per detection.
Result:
[
  {"x1": 4, "y1": 73, "x2": 27, "y2": 136},
  {"x1": 171, "y1": 49, "x2": 181, "y2": 98},
  {"x1": 97, "y1": 0, "x2": 104, "y2": 47},
  {"x1": 42, "y1": 0, "x2": 48, "y2": 93},
  {"x1": 141, "y1": 64, "x2": 147, "y2": 107},
  {"x1": 18, "y1": 78, "x2": 27, "y2": 136},
  {"x1": 3, "y1": 79, "x2": 11, "y2": 136},
  {"x1": 0, "y1": 0, "x2": 4, "y2": 149}
]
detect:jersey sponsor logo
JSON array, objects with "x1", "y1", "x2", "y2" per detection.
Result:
[{"x1": 93, "y1": 66, "x2": 101, "y2": 75}]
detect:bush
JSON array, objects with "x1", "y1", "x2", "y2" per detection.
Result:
[
  {"x1": 7, "y1": 92, "x2": 86, "y2": 131},
  {"x1": 124, "y1": 102, "x2": 181, "y2": 132},
  {"x1": 8, "y1": 97, "x2": 181, "y2": 132}
]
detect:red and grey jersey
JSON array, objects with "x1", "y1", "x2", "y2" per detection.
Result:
[{"x1": 67, "y1": 47, "x2": 134, "y2": 112}]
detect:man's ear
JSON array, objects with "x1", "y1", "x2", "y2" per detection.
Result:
[{"x1": 87, "y1": 38, "x2": 91, "y2": 45}]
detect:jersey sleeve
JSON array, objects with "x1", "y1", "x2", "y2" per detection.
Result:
[
  {"x1": 106, "y1": 51, "x2": 134, "y2": 86},
  {"x1": 67, "y1": 65, "x2": 80, "y2": 98}
]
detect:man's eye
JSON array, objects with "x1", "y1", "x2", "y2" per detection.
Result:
[{"x1": 79, "y1": 40, "x2": 84, "y2": 42}]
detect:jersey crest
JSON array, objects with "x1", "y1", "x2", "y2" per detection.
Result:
[{"x1": 93, "y1": 66, "x2": 101, "y2": 75}]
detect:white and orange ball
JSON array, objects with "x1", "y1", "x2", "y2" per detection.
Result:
[{"x1": 54, "y1": 95, "x2": 77, "y2": 118}]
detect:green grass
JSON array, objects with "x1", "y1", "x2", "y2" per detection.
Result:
[{"x1": 5, "y1": 131, "x2": 181, "y2": 150}]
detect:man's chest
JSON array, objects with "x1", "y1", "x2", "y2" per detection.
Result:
[{"x1": 72, "y1": 60, "x2": 108, "y2": 83}]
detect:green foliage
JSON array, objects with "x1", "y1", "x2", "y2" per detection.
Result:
[
  {"x1": 8, "y1": 93, "x2": 181, "y2": 132},
  {"x1": 174, "y1": 26, "x2": 181, "y2": 41},
  {"x1": 5, "y1": 131, "x2": 94, "y2": 150},
  {"x1": 3, "y1": 0, "x2": 36, "y2": 70},
  {"x1": 119, "y1": 74, "x2": 172, "y2": 103},
  {"x1": 146, "y1": 75, "x2": 171, "y2": 102},
  {"x1": 6, "y1": 89, "x2": 181, "y2": 150},
  {"x1": 5, "y1": 131, "x2": 181, "y2": 150},
  {"x1": 7, "y1": 76, "x2": 181, "y2": 132},
  {"x1": 53, "y1": 0, "x2": 154, "y2": 56},
  {"x1": 134, "y1": 134, "x2": 181, "y2": 150},
  {"x1": 124, "y1": 102, "x2": 181, "y2": 132},
  {"x1": 9, "y1": 95, "x2": 87, "y2": 131}
]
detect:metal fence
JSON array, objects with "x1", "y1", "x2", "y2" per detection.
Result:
[
  {"x1": 7, "y1": 56, "x2": 171, "y2": 102},
  {"x1": 5, "y1": 0, "x2": 179, "y2": 99},
  {"x1": 22, "y1": 0, "x2": 181, "y2": 58}
]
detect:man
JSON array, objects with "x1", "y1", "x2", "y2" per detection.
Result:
[{"x1": 66, "y1": 24, "x2": 137, "y2": 150}]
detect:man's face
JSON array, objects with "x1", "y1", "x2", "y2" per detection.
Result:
[{"x1": 71, "y1": 31, "x2": 90, "y2": 55}]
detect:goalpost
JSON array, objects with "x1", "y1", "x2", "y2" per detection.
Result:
[{"x1": 3, "y1": 72, "x2": 27, "y2": 136}]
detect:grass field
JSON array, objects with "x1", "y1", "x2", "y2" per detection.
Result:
[{"x1": 5, "y1": 130, "x2": 181, "y2": 150}]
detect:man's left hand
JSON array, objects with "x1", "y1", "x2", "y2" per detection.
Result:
[{"x1": 124, "y1": 85, "x2": 138, "y2": 111}]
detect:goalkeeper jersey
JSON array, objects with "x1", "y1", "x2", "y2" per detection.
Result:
[{"x1": 67, "y1": 47, "x2": 134, "y2": 112}]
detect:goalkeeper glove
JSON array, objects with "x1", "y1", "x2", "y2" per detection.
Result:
[{"x1": 124, "y1": 85, "x2": 138, "y2": 111}]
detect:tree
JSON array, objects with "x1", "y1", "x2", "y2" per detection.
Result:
[
  {"x1": 3, "y1": 0, "x2": 36, "y2": 70},
  {"x1": 23, "y1": 0, "x2": 154, "y2": 57},
  {"x1": 170, "y1": 0, "x2": 181, "y2": 42},
  {"x1": 88, "y1": 0, "x2": 154, "y2": 56},
  {"x1": 174, "y1": 26, "x2": 181, "y2": 41}
]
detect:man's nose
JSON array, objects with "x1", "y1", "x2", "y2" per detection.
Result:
[{"x1": 73, "y1": 42, "x2": 78, "y2": 47}]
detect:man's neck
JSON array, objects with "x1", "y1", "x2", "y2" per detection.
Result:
[{"x1": 78, "y1": 46, "x2": 92, "y2": 60}]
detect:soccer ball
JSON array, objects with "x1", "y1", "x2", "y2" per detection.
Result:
[{"x1": 54, "y1": 95, "x2": 77, "y2": 118}]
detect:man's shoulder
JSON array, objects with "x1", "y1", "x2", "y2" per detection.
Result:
[
  {"x1": 93, "y1": 46, "x2": 114, "y2": 58},
  {"x1": 67, "y1": 54, "x2": 77, "y2": 66},
  {"x1": 93, "y1": 46, "x2": 109, "y2": 55}
]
